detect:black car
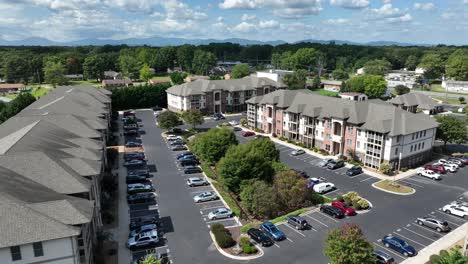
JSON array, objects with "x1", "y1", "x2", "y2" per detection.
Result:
[
  {"x1": 177, "y1": 154, "x2": 197, "y2": 161},
  {"x1": 126, "y1": 175, "x2": 150, "y2": 184},
  {"x1": 170, "y1": 128, "x2": 182, "y2": 134},
  {"x1": 172, "y1": 145, "x2": 187, "y2": 151},
  {"x1": 286, "y1": 215, "x2": 309, "y2": 230},
  {"x1": 213, "y1": 113, "x2": 225, "y2": 120},
  {"x1": 320, "y1": 205, "x2": 345, "y2": 218},
  {"x1": 124, "y1": 130, "x2": 139, "y2": 136},
  {"x1": 176, "y1": 152, "x2": 193, "y2": 159},
  {"x1": 127, "y1": 169, "x2": 150, "y2": 177},
  {"x1": 247, "y1": 228, "x2": 273, "y2": 247},
  {"x1": 180, "y1": 159, "x2": 198, "y2": 167},
  {"x1": 170, "y1": 141, "x2": 184, "y2": 146},
  {"x1": 346, "y1": 166, "x2": 363, "y2": 176},
  {"x1": 124, "y1": 152, "x2": 145, "y2": 161},
  {"x1": 127, "y1": 192, "x2": 156, "y2": 204},
  {"x1": 130, "y1": 216, "x2": 159, "y2": 231},
  {"x1": 292, "y1": 169, "x2": 308, "y2": 178},
  {"x1": 184, "y1": 166, "x2": 203, "y2": 174},
  {"x1": 327, "y1": 160, "x2": 345, "y2": 170}
]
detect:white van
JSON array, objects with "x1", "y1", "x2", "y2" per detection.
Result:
[{"x1": 313, "y1": 182, "x2": 335, "y2": 194}]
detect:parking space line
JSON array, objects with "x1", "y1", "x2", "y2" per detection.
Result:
[
  {"x1": 410, "y1": 224, "x2": 444, "y2": 236},
  {"x1": 372, "y1": 243, "x2": 406, "y2": 260},
  {"x1": 281, "y1": 223, "x2": 307, "y2": 237},
  {"x1": 433, "y1": 211, "x2": 464, "y2": 223},
  {"x1": 273, "y1": 243, "x2": 280, "y2": 248},
  {"x1": 318, "y1": 212, "x2": 339, "y2": 223},
  {"x1": 402, "y1": 227, "x2": 436, "y2": 242},
  {"x1": 198, "y1": 205, "x2": 225, "y2": 211},
  {"x1": 360, "y1": 177, "x2": 375, "y2": 182},
  {"x1": 286, "y1": 237, "x2": 294, "y2": 243},
  {"x1": 132, "y1": 245, "x2": 169, "y2": 253},
  {"x1": 304, "y1": 214, "x2": 329, "y2": 227},
  {"x1": 195, "y1": 200, "x2": 222, "y2": 204},
  {"x1": 393, "y1": 232, "x2": 427, "y2": 247},
  {"x1": 205, "y1": 218, "x2": 236, "y2": 224}
]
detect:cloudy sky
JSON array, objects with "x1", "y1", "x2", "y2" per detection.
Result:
[{"x1": 0, "y1": 0, "x2": 467, "y2": 44}]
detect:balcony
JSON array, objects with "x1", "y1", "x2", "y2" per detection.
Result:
[
  {"x1": 266, "y1": 117, "x2": 273, "y2": 123},
  {"x1": 331, "y1": 134, "x2": 342, "y2": 143}
]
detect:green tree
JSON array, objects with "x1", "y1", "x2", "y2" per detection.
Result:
[
  {"x1": 192, "y1": 50, "x2": 216, "y2": 75},
  {"x1": 119, "y1": 52, "x2": 142, "y2": 80},
  {"x1": 181, "y1": 109, "x2": 204, "y2": 129},
  {"x1": 446, "y1": 49, "x2": 468, "y2": 81},
  {"x1": 283, "y1": 69, "x2": 307, "y2": 90},
  {"x1": 176, "y1": 45, "x2": 195, "y2": 72},
  {"x1": 430, "y1": 247, "x2": 468, "y2": 264},
  {"x1": 363, "y1": 59, "x2": 391, "y2": 76},
  {"x1": 310, "y1": 75, "x2": 321, "y2": 90},
  {"x1": 231, "y1": 64, "x2": 250, "y2": 79},
  {"x1": 2, "y1": 54, "x2": 31, "y2": 83},
  {"x1": 418, "y1": 53, "x2": 445, "y2": 80},
  {"x1": 157, "y1": 111, "x2": 181, "y2": 130},
  {"x1": 152, "y1": 47, "x2": 176, "y2": 72},
  {"x1": 170, "y1": 72, "x2": 188, "y2": 85},
  {"x1": 325, "y1": 224, "x2": 376, "y2": 264},
  {"x1": 293, "y1": 48, "x2": 316, "y2": 70},
  {"x1": 331, "y1": 69, "x2": 349, "y2": 80},
  {"x1": 435, "y1": 116, "x2": 468, "y2": 147},
  {"x1": 274, "y1": 170, "x2": 310, "y2": 211},
  {"x1": 0, "y1": 93, "x2": 36, "y2": 123},
  {"x1": 240, "y1": 180, "x2": 280, "y2": 219},
  {"x1": 83, "y1": 55, "x2": 106, "y2": 81},
  {"x1": 138, "y1": 253, "x2": 161, "y2": 264},
  {"x1": 394, "y1": 85, "x2": 410, "y2": 95},
  {"x1": 247, "y1": 138, "x2": 279, "y2": 161},
  {"x1": 346, "y1": 75, "x2": 387, "y2": 97},
  {"x1": 111, "y1": 83, "x2": 170, "y2": 111},
  {"x1": 405, "y1": 55, "x2": 419, "y2": 71},
  {"x1": 139, "y1": 64, "x2": 153, "y2": 82},
  {"x1": 44, "y1": 61, "x2": 67, "y2": 87},
  {"x1": 280, "y1": 51, "x2": 295, "y2": 70},
  {"x1": 459, "y1": 97, "x2": 466, "y2": 104},
  {"x1": 191, "y1": 128, "x2": 238, "y2": 165},
  {"x1": 271, "y1": 53, "x2": 281, "y2": 69}
]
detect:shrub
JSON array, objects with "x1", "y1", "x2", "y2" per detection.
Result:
[
  {"x1": 279, "y1": 136, "x2": 287, "y2": 141},
  {"x1": 239, "y1": 235, "x2": 251, "y2": 247},
  {"x1": 400, "y1": 167, "x2": 408, "y2": 172},
  {"x1": 352, "y1": 199, "x2": 362, "y2": 210},
  {"x1": 239, "y1": 118, "x2": 248, "y2": 127},
  {"x1": 242, "y1": 244, "x2": 258, "y2": 254},
  {"x1": 216, "y1": 232, "x2": 236, "y2": 248},
  {"x1": 211, "y1": 223, "x2": 226, "y2": 234},
  {"x1": 335, "y1": 194, "x2": 344, "y2": 202},
  {"x1": 310, "y1": 192, "x2": 325, "y2": 205},
  {"x1": 344, "y1": 191, "x2": 359, "y2": 201},
  {"x1": 379, "y1": 163, "x2": 392, "y2": 175},
  {"x1": 358, "y1": 199, "x2": 370, "y2": 209},
  {"x1": 429, "y1": 254, "x2": 441, "y2": 264},
  {"x1": 343, "y1": 196, "x2": 352, "y2": 206}
]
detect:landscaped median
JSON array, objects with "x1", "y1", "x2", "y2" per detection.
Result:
[{"x1": 372, "y1": 179, "x2": 416, "y2": 195}]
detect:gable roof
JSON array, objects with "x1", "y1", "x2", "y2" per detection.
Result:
[{"x1": 389, "y1": 93, "x2": 439, "y2": 110}]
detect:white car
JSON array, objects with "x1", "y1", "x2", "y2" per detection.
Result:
[
  {"x1": 193, "y1": 191, "x2": 218, "y2": 203},
  {"x1": 229, "y1": 120, "x2": 238, "y2": 126},
  {"x1": 433, "y1": 162, "x2": 457, "y2": 173},
  {"x1": 417, "y1": 170, "x2": 441, "y2": 180},
  {"x1": 208, "y1": 207, "x2": 233, "y2": 220},
  {"x1": 290, "y1": 149, "x2": 306, "y2": 156},
  {"x1": 127, "y1": 183, "x2": 154, "y2": 193},
  {"x1": 313, "y1": 182, "x2": 335, "y2": 194},
  {"x1": 443, "y1": 203, "x2": 468, "y2": 219},
  {"x1": 438, "y1": 159, "x2": 459, "y2": 169}
]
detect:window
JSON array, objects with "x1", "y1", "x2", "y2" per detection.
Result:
[
  {"x1": 412, "y1": 133, "x2": 414, "y2": 140},
  {"x1": 420, "y1": 131, "x2": 423, "y2": 137},
  {"x1": 347, "y1": 139, "x2": 352, "y2": 146},
  {"x1": 10, "y1": 246, "x2": 21, "y2": 261},
  {"x1": 415, "y1": 133, "x2": 419, "y2": 139},
  {"x1": 422, "y1": 142, "x2": 425, "y2": 149},
  {"x1": 325, "y1": 144, "x2": 331, "y2": 151},
  {"x1": 214, "y1": 92, "x2": 220, "y2": 101},
  {"x1": 396, "y1": 135, "x2": 400, "y2": 143},
  {"x1": 326, "y1": 121, "x2": 331, "y2": 129},
  {"x1": 395, "y1": 148, "x2": 399, "y2": 156},
  {"x1": 33, "y1": 242, "x2": 44, "y2": 257},
  {"x1": 424, "y1": 130, "x2": 426, "y2": 137},
  {"x1": 410, "y1": 145, "x2": 413, "y2": 152},
  {"x1": 315, "y1": 130, "x2": 318, "y2": 136},
  {"x1": 321, "y1": 131, "x2": 324, "y2": 138},
  {"x1": 347, "y1": 126, "x2": 353, "y2": 134},
  {"x1": 358, "y1": 130, "x2": 361, "y2": 136},
  {"x1": 357, "y1": 141, "x2": 361, "y2": 148},
  {"x1": 276, "y1": 130, "x2": 280, "y2": 135}
]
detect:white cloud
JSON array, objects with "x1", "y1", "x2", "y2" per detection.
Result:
[
  {"x1": 464, "y1": 0, "x2": 468, "y2": 4},
  {"x1": 232, "y1": 21, "x2": 256, "y2": 32},
  {"x1": 217, "y1": 16, "x2": 224, "y2": 22},
  {"x1": 386, "y1": 13, "x2": 412, "y2": 23},
  {"x1": 323, "y1": 18, "x2": 349, "y2": 25},
  {"x1": 330, "y1": 0, "x2": 369, "y2": 9},
  {"x1": 258, "y1": 19, "x2": 279, "y2": 29},
  {"x1": 219, "y1": 0, "x2": 259, "y2": 9},
  {"x1": 241, "y1": 13, "x2": 256, "y2": 21},
  {"x1": 365, "y1": 3, "x2": 413, "y2": 24},
  {"x1": 219, "y1": 0, "x2": 322, "y2": 18},
  {"x1": 413, "y1": 2, "x2": 436, "y2": 11}
]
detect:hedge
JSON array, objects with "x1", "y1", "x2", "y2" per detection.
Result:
[{"x1": 211, "y1": 224, "x2": 235, "y2": 248}]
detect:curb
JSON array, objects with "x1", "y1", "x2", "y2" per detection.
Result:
[
  {"x1": 209, "y1": 231, "x2": 264, "y2": 261},
  {"x1": 371, "y1": 181, "x2": 416, "y2": 196}
]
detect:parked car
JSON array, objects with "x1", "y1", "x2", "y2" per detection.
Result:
[
  {"x1": 127, "y1": 192, "x2": 156, "y2": 204},
  {"x1": 438, "y1": 159, "x2": 459, "y2": 169},
  {"x1": 123, "y1": 110, "x2": 135, "y2": 116},
  {"x1": 286, "y1": 215, "x2": 309, "y2": 230},
  {"x1": 124, "y1": 124, "x2": 138, "y2": 130},
  {"x1": 242, "y1": 131, "x2": 256, "y2": 137},
  {"x1": 346, "y1": 166, "x2": 363, "y2": 176},
  {"x1": 247, "y1": 228, "x2": 273, "y2": 247},
  {"x1": 452, "y1": 156, "x2": 468, "y2": 165},
  {"x1": 184, "y1": 166, "x2": 203, "y2": 174},
  {"x1": 433, "y1": 162, "x2": 457, "y2": 173},
  {"x1": 331, "y1": 201, "x2": 357, "y2": 216},
  {"x1": 292, "y1": 169, "x2": 307, "y2": 178},
  {"x1": 320, "y1": 205, "x2": 344, "y2": 219},
  {"x1": 177, "y1": 154, "x2": 197, "y2": 161},
  {"x1": 373, "y1": 250, "x2": 395, "y2": 264},
  {"x1": 254, "y1": 135, "x2": 267, "y2": 139},
  {"x1": 193, "y1": 191, "x2": 219, "y2": 203},
  {"x1": 313, "y1": 182, "x2": 335, "y2": 194},
  {"x1": 207, "y1": 207, "x2": 233, "y2": 220},
  {"x1": 170, "y1": 140, "x2": 184, "y2": 146},
  {"x1": 233, "y1": 127, "x2": 242, "y2": 132},
  {"x1": 416, "y1": 169, "x2": 441, "y2": 180},
  {"x1": 171, "y1": 145, "x2": 187, "y2": 151},
  {"x1": 416, "y1": 217, "x2": 450, "y2": 232},
  {"x1": 229, "y1": 120, "x2": 238, "y2": 126},
  {"x1": 424, "y1": 164, "x2": 446, "y2": 174},
  {"x1": 169, "y1": 128, "x2": 182, "y2": 133},
  {"x1": 127, "y1": 169, "x2": 150, "y2": 177},
  {"x1": 260, "y1": 222, "x2": 285, "y2": 241},
  {"x1": 319, "y1": 158, "x2": 334, "y2": 167},
  {"x1": 327, "y1": 159, "x2": 345, "y2": 170},
  {"x1": 382, "y1": 235, "x2": 416, "y2": 257},
  {"x1": 186, "y1": 177, "x2": 209, "y2": 187},
  {"x1": 442, "y1": 202, "x2": 468, "y2": 219},
  {"x1": 129, "y1": 224, "x2": 158, "y2": 237},
  {"x1": 125, "y1": 141, "x2": 142, "y2": 148},
  {"x1": 124, "y1": 152, "x2": 145, "y2": 161},
  {"x1": 129, "y1": 216, "x2": 158, "y2": 230},
  {"x1": 290, "y1": 149, "x2": 305, "y2": 156},
  {"x1": 179, "y1": 159, "x2": 198, "y2": 167},
  {"x1": 176, "y1": 151, "x2": 193, "y2": 159},
  {"x1": 448, "y1": 158, "x2": 465, "y2": 167},
  {"x1": 213, "y1": 113, "x2": 225, "y2": 120},
  {"x1": 126, "y1": 176, "x2": 151, "y2": 184},
  {"x1": 127, "y1": 183, "x2": 154, "y2": 194},
  {"x1": 167, "y1": 135, "x2": 182, "y2": 141},
  {"x1": 127, "y1": 230, "x2": 159, "y2": 250},
  {"x1": 306, "y1": 177, "x2": 322, "y2": 189},
  {"x1": 124, "y1": 160, "x2": 146, "y2": 167}
]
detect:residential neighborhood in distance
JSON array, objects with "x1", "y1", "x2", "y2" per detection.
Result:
[{"x1": 0, "y1": 1, "x2": 468, "y2": 264}]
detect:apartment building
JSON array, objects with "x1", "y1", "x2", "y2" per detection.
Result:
[
  {"x1": 166, "y1": 76, "x2": 283, "y2": 114},
  {"x1": 0, "y1": 85, "x2": 110, "y2": 264},
  {"x1": 247, "y1": 89, "x2": 438, "y2": 169}
]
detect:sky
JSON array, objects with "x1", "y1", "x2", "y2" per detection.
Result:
[{"x1": 0, "y1": 0, "x2": 467, "y2": 45}]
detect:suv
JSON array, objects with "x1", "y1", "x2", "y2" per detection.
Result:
[
  {"x1": 247, "y1": 228, "x2": 273, "y2": 247},
  {"x1": 186, "y1": 177, "x2": 209, "y2": 187},
  {"x1": 327, "y1": 159, "x2": 345, "y2": 170},
  {"x1": 193, "y1": 191, "x2": 218, "y2": 203},
  {"x1": 331, "y1": 201, "x2": 357, "y2": 216},
  {"x1": 208, "y1": 208, "x2": 233, "y2": 220},
  {"x1": 129, "y1": 217, "x2": 159, "y2": 230},
  {"x1": 416, "y1": 217, "x2": 450, "y2": 232},
  {"x1": 373, "y1": 250, "x2": 395, "y2": 264},
  {"x1": 443, "y1": 202, "x2": 468, "y2": 219},
  {"x1": 448, "y1": 158, "x2": 465, "y2": 167},
  {"x1": 127, "y1": 183, "x2": 154, "y2": 194},
  {"x1": 124, "y1": 152, "x2": 145, "y2": 161},
  {"x1": 177, "y1": 154, "x2": 197, "y2": 161},
  {"x1": 382, "y1": 235, "x2": 416, "y2": 257},
  {"x1": 172, "y1": 145, "x2": 187, "y2": 151},
  {"x1": 320, "y1": 205, "x2": 344, "y2": 218},
  {"x1": 433, "y1": 162, "x2": 457, "y2": 173},
  {"x1": 180, "y1": 159, "x2": 198, "y2": 167},
  {"x1": 260, "y1": 222, "x2": 285, "y2": 241},
  {"x1": 416, "y1": 169, "x2": 441, "y2": 180},
  {"x1": 176, "y1": 151, "x2": 193, "y2": 159},
  {"x1": 290, "y1": 149, "x2": 305, "y2": 156},
  {"x1": 346, "y1": 166, "x2": 363, "y2": 176},
  {"x1": 125, "y1": 141, "x2": 142, "y2": 148},
  {"x1": 127, "y1": 192, "x2": 156, "y2": 204},
  {"x1": 319, "y1": 158, "x2": 334, "y2": 167},
  {"x1": 424, "y1": 164, "x2": 446, "y2": 174},
  {"x1": 184, "y1": 166, "x2": 202, "y2": 174},
  {"x1": 286, "y1": 215, "x2": 309, "y2": 230},
  {"x1": 127, "y1": 230, "x2": 159, "y2": 250},
  {"x1": 129, "y1": 224, "x2": 158, "y2": 237}
]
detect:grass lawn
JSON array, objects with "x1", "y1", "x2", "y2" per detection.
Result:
[
  {"x1": 69, "y1": 80, "x2": 101, "y2": 86},
  {"x1": 432, "y1": 96, "x2": 466, "y2": 106},
  {"x1": 374, "y1": 180, "x2": 414, "y2": 194},
  {"x1": 211, "y1": 182, "x2": 242, "y2": 218},
  {"x1": 30, "y1": 87, "x2": 50, "y2": 98},
  {"x1": 151, "y1": 76, "x2": 170, "y2": 81},
  {"x1": 313, "y1": 89, "x2": 339, "y2": 97},
  {"x1": 4, "y1": 94, "x2": 18, "y2": 99}
]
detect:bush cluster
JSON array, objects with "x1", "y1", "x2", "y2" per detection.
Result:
[
  {"x1": 341, "y1": 192, "x2": 370, "y2": 210},
  {"x1": 211, "y1": 224, "x2": 236, "y2": 248},
  {"x1": 239, "y1": 235, "x2": 258, "y2": 254}
]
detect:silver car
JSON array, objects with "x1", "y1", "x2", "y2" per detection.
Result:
[
  {"x1": 319, "y1": 158, "x2": 334, "y2": 167},
  {"x1": 416, "y1": 217, "x2": 450, "y2": 232},
  {"x1": 193, "y1": 191, "x2": 218, "y2": 203},
  {"x1": 208, "y1": 207, "x2": 233, "y2": 220},
  {"x1": 186, "y1": 177, "x2": 209, "y2": 187},
  {"x1": 291, "y1": 149, "x2": 305, "y2": 156}
]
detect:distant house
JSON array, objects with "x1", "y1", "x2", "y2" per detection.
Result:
[
  {"x1": 442, "y1": 80, "x2": 468, "y2": 94},
  {"x1": 101, "y1": 79, "x2": 133, "y2": 88},
  {"x1": 148, "y1": 79, "x2": 170, "y2": 85},
  {"x1": 321, "y1": 80, "x2": 343, "y2": 91},
  {"x1": 0, "y1": 83, "x2": 26, "y2": 94},
  {"x1": 103, "y1": 70, "x2": 122, "y2": 80},
  {"x1": 415, "y1": 67, "x2": 426, "y2": 75},
  {"x1": 356, "y1": 67, "x2": 365, "y2": 75},
  {"x1": 256, "y1": 69, "x2": 293, "y2": 83},
  {"x1": 389, "y1": 93, "x2": 443, "y2": 115},
  {"x1": 64, "y1": 74, "x2": 84, "y2": 81},
  {"x1": 167, "y1": 67, "x2": 183, "y2": 73},
  {"x1": 385, "y1": 71, "x2": 419, "y2": 89},
  {"x1": 184, "y1": 75, "x2": 210, "y2": 83},
  {"x1": 340, "y1": 92, "x2": 368, "y2": 101}
]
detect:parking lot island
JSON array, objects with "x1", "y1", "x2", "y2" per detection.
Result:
[
  {"x1": 209, "y1": 231, "x2": 264, "y2": 260},
  {"x1": 372, "y1": 180, "x2": 416, "y2": 195}
]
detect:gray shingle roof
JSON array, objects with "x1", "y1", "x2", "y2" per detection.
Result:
[
  {"x1": 167, "y1": 76, "x2": 283, "y2": 96},
  {"x1": 389, "y1": 93, "x2": 439, "y2": 110}
]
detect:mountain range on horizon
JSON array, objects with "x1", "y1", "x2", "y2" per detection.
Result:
[{"x1": 0, "y1": 36, "x2": 438, "y2": 47}]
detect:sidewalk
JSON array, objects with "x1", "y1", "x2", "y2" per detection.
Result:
[{"x1": 239, "y1": 126, "x2": 417, "y2": 182}]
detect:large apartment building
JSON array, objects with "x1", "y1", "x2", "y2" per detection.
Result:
[
  {"x1": 0, "y1": 86, "x2": 111, "y2": 264},
  {"x1": 247, "y1": 89, "x2": 438, "y2": 169},
  {"x1": 166, "y1": 76, "x2": 283, "y2": 114}
]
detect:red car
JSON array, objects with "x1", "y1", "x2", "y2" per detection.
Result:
[
  {"x1": 242, "y1": 131, "x2": 256, "y2": 137},
  {"x1": 331, "y1": 201, "x2": 357, "y2": 216},
  {"x1": 123, "y1": 111, "x2": 135, "y2": 116},
  {"x1": 424, "y1": 164, "x2": 446, "y2": 174}
]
